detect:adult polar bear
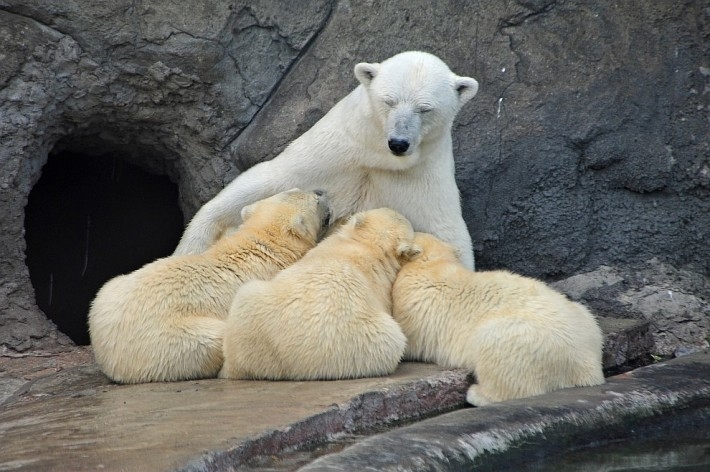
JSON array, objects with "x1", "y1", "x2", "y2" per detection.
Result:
[{"x1": 175, "y1": 51, "x2": 479, "y2": 269}]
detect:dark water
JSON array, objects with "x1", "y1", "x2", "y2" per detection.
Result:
[{"x1": 525, "y1": 438, "x2": 710, "y2": 472}]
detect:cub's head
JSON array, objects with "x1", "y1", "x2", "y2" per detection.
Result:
[
  {"x1": 340, "y1": 208, "x2": 420, "y2": 262},
  {"x1": 354, "y1": 51, "x2": 478, "y2": 162},
  {"x1": 408, "y1": 232, "x2": 462, "y2": 265},
  {"x1": 240, "y1": 189, "x2": 331, "y2": 243}
]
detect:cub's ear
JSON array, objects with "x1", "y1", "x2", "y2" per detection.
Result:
[
  {"x1": 453, "y1": 247, "x2": 464, "y2": 261},
  {"x1": 397, "y1": 242, "x2": 422, "y2": 261},
  {"x1": 453, "y1": 75, "x2": 479, "y2": 105},
  {"x1": 354, "y1": 62, "x2": 380, "y2": 87},
  {"x1": 345, "y1": 212, "x2": 366, "y2": 229},
  {"x1": 240, "y1": 203, "x2": 256, "y2": 222},
  {"x1": 290, "y1": 215, "x2": 311, "y2": 238}
]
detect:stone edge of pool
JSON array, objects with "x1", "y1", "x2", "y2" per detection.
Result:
[{"x1": 295, "y1": 350, "x2": 710, "y2": 472}]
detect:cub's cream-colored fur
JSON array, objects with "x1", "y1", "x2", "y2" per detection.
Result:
[
  {"x1": 220, "y1": 208, "x2": 419, "y2": 380},
  {"x1": 392, "y1": 232, "x2": 605, "y2": 406},
  {"x1": 89, "y1": 189, "x2": 330, "y2": 384}
]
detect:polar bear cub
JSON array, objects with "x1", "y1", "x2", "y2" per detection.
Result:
[
  {"x1": 392, "y1": 233, "x2": 605, "y2": 406},
  {"x1": 174, "y1": 51, "x2": 479, "y2": 270},
  {"x1": 88, "y1": 189, "x2": 330, "y2": 384},
  {"x1": 220, "y1": 208, "x2": 419, "y2": 380}
]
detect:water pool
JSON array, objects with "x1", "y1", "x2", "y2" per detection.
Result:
[{"x1": 525, "y1": 437, "x2": 710, "y2": 471}]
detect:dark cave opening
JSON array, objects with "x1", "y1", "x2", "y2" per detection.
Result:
[{"x1": 24, "y1": 150, "x2": 185, "y2": 345}]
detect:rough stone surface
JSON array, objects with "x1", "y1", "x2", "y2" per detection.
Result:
[
  {"x1": 0, "y1": 2, "x2": 708, "y2": 355},
  {"x1": 0, "y1": 0, "x2": 332, "y2": 352},
  {"x1": 554, "y1": 258, "x2": 710, "y2": 358},
  {"x1": 298, "y1": 351, "x2": 710, "y2": 472},
  {"x1": 596, "y1": 317, "x2": 653, "y2": 371}
]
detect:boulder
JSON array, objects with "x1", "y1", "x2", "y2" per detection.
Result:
[{"x1": 553, "y1": 258, "x2": 710, "y2": 358}]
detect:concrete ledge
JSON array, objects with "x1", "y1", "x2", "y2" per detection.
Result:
[
  {"x1": 0, "y1": 362, "x2": 469, "y2": 471},
  {"x1": 298, "y1": 351, "x2": 710, "y2": 471},
  {"x1": 180, "y1": 367, "x2": 469, "y2": 472}
]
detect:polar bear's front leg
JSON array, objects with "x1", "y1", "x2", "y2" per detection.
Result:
[
  {"x1": 173, "y1": 198, "x2": 233, "y2": 255},
  {"x1": 450, "y1": 215, "x2": 475, "y2": 270},
  {"x1": 173, "y1": 161, "x2": 285, "y2": 255}
]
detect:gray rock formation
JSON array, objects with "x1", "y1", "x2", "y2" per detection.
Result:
[
  {"x1": 554, "y1": 258, "x2": 710, "y2": 358},
  {"x1": 1, "y1": 1, "x2": 708, "y2": 353}
]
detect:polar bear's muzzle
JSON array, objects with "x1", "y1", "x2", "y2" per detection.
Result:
[{"x1": 386, "y1": 105, "x2": 421, "y2": 157}]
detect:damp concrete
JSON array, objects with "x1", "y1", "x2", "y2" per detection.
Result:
[
  {"x1": 0, "y1": 317, "x2": 672, "y2": 471},
  {"x1": 0, "y1": 360, "x2": 468, "y2": 471}
]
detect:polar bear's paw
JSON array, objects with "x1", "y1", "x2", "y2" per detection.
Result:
[{"x1": 466, "y1": 384, "x2": 495, "y2": 407}]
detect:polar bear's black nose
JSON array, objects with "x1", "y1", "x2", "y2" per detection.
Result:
[
  {"x1": 388, "y1": 139, "x2": 410, "y2": 155},
  {"x1": 313, "y1": 189, "x2": 325, "y2": 197}
]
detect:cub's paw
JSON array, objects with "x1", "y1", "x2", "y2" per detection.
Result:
[{"x1": 466, "y1": 384, "x2": 494, "y2": 407}]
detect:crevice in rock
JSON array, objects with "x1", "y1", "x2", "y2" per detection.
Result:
[
  {"x1": 500, "y1": 0, "x2": 558, "y2": 28},
  {"x1": 23, "y1": 141, "x2": 184, "y2": 345},
  {"x1": 0, "y1": 5, "x2": 66, "y2": 36},
  {"x1": 222, "y1": 0, "x2": 337, "y2": 155}
]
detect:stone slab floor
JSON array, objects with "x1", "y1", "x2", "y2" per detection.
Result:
[
  {"x1": 0, "y1": 317, "x2": 663, "y2": 471},
  {"x1": 0, "y1": 353, "x2": 468, "y2": 471}
]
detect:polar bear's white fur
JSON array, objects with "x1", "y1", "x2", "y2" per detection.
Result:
[
  {"x1": 219, "y1": 208, "x2": 419, "y2": 380},
  {"x1": 392, "y1": 233, "x2": 605, "y2": 406},
  {"x1": 174, "y1": 51, "x2": 479, "y2": 269},
  {"x1": 88, "y1": 189, "x2": 330, "y2": 384}
]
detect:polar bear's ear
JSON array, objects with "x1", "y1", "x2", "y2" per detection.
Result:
[
  {"x1": 354, "y1": 62, "x2": 380, "y2": 87},
  {"x1": 240, "y1": 203, "x2": 256, "y2": 222},
  {"x1": 454, "y1": 75, "x2": 479, "y2": 105},
  {"x1": 290, "y1": 215, "x2": 311, "y2": 238},
  {"x1": 452, "y1": 247, "x2": 466, "y2": 264},
  {"x1": 345, "y1": 213, "x2": 366, "y2": 229},
  {"x1": 397, "y1": 242, "x2": 422, "y2": 261}
]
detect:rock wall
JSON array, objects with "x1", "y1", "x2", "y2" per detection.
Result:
[{"x1": 0, "y1": 0, "x2": 708, "y2": 354}]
